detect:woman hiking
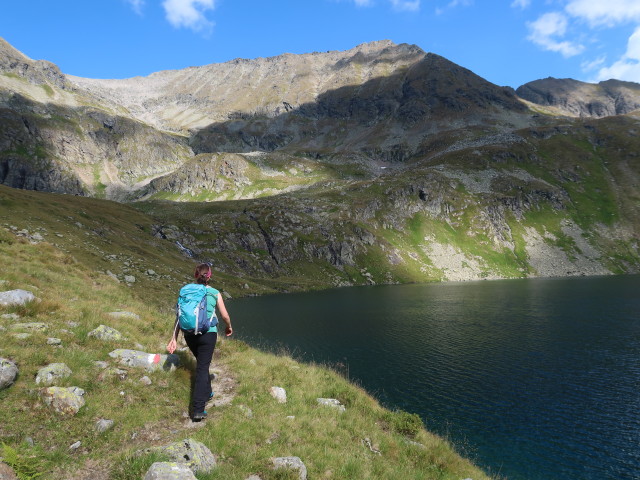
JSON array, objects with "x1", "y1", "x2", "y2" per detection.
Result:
[{"x1": 167, "y1": 263, "x2": 233, "y2": 420}]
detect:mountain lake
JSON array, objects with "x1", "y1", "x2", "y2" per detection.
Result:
[{"x1": 230, "y1": 274, "x2": 640, "y2": 480}]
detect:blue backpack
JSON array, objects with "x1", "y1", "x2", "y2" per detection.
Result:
[{"x1": 176, "y1": 284, "x2": 218, "y2": 335}]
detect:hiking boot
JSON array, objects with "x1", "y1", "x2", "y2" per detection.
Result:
[{"x1": 192, "y1": 410, "x2": 208, "y2": 421}]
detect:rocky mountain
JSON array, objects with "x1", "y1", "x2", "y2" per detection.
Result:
[
  {"x1": 1, "y1": 37, "x2": 639, "y2": 288},
  {"x1": 517, "y1": 77, "x2": 640, "y2": 117}
]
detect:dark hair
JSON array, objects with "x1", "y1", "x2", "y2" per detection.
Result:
[{"x1": 194, "y1": 263, "x2": 212, "y2": 285}]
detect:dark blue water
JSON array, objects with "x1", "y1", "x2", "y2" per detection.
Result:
[{"x1": 230, "y1": 275, "x2": 640, "y2": 480}]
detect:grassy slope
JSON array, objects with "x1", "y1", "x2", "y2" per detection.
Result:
[{"x1": 0, "y1": 190, "x2": 490, "y2": 480}]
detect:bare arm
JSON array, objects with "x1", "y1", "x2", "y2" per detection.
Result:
[
  {"x1": 216, "y1": 295, "x2": 233, "y2": 337},
  {"x1": 166, "y1": 316, "x2": 180, "y2": 354}
]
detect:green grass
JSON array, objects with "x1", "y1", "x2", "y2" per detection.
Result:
[{"x1": 0, "y1": 226, "x2": 490, "y2": 480}]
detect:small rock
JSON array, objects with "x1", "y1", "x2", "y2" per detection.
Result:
[
  {"x1": 69, "y1": 441, "x2": 81, "y2": 451},
  {"x1": 0, "y1": 289, "x2": 35, "y2": 307},
  {"x1": 1, "y1": 313, "x2": 20, "y2": 321},
  {"x1": 124, "y1": 275, "x2": 136, "y2": 284},
  {"x1": 0, "y1": 358, "x2": 18, "y2": 390},
  {"x1": 286, "y1": 416, "x2": 295, "y2": 420},
  {"x1": 24, "y1": 437, "x2": 34, "y2": 447},
  {"x1": 272, "y1": 457, "x2": 307, "y2": 480},
  {"x1": 244, "y1": 476, "x2": 262, "y2": 480},
  {"x1": 140, "y1": 376, "x2": 152, "y2": 385},
  {"x1": 94, "y1": 361, "x2": 109, "y2": 369},
  {"x1": 36, "y1": 363, "x2": 72, "y2": 386},
  {"x1": 67, "y1": 321, "x2": 80, "y2": 328},
  {"x1": 270, "y1": 386, "x2": 287, "y2": 403},
  {"x1": 96, "y1": 419, "x2": 114, "y2": 433},
  {"x1": 47, "y1": 338, "x2": 62, "y2": 345},
  {"x1": 317, "y1": 398, "x2": 346, "y2": 412},
  {"x1": 88, "y1": 325, "x2": 123, "y2": 341},
  {"x1": 144, "y1": 462, "x2": 197, "y2": 480},
  {"x1": 40, "y1": 386, "x2": 85, "y2": 415},
  {"x1": 147, "y1": 269, "x2": 156, "y2": 276},
  {"x1": 152, "y1": 438, "x2": 216, "y2": 473}
]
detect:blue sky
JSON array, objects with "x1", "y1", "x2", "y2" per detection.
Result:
[{"x1": 1, "y1": 0, "x2": 640, "y2": 88}]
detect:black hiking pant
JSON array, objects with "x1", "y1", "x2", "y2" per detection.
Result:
[{"x1": 184, "y1": 330, "x2": 217, "y2": 414}]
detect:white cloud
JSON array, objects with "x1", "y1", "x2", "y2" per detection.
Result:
[
  {"x1": 390, "y1": 0, "x2": 421, "y2": 12},
  {"x1": 511, "y1": 0, "x2": 530, "y2": 9},
  {"x1": 125, "y1": 0, "x2": 145, "y2": 15},
  {"x1": 566, "y1": 0, "x2": 640, "y2": 27},
  {"x1": 527, "y1": 12, "x2": 585, "y2": 57},
  {"x1": 162, "y1": 0, "x2": 215, "y2": 33},
  {"x1": 595, "y1": 26, "x2": 640, "y2": 81},
  {"x1": 581, "y1": 55, "x2": 606, "y2": 72},
  {"x1": 353, "y1": 0, "x2": 374, "y2": 6}
]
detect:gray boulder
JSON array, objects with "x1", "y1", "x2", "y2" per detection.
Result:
[
  {"x1": 270, "y1": 386, "x2": 287, "y2": 403},
  {"x1": 88, "y1": 325, "x2": 124, "y2": 341},
  {"x1": 0, "y1": 289, "x2": 35, "y2": 306},
  {"x1": 273, "y1": 457, "x2": 307, "y2": 480},
  {"x1": 0, "y1": 358, "x2": 18, "y2": 390},
  {"x1": 144, "y1": 462, "x2": 197, "y2": 480},
  {"x1": 317, "y1": 398, "x2": 346, "y2": 412},
  {"x1": 95, "y1": 419, "x2": 114, "y2": 433},
  {"x1": 40, "y1": 386, "x2": 85, "y2": 415},
  {"x1": 108, "y1": 349, "x2": 180, "y2": 372},
  {"x1": 35, "y1": 363, "x2": 72, "y2": 386},
  {"x1": 152, "y1": 438, "x2": 216, "y2": 474}
]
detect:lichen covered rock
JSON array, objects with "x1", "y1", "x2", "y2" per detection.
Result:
[
  {"x1": 35, "y1": 363, "x2": 72, "y2": 386},
  {"x1": 40, "y1": 386, "x2": 85, "y2": 415},
  {"x1": 88, "y1": 325, "x2": 123, "y2": 341}
]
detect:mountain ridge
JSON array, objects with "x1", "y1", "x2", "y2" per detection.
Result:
[{"x1": 1, "y1": 37, "x2": 639, "y2": 287}]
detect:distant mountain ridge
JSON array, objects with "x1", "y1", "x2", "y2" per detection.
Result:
[
  {"x1": 1, "y1": 37, "x2": 639, "y2": 286},
  {"x1": 517, "y1": 77, "x2": 640, "y2": 117}
]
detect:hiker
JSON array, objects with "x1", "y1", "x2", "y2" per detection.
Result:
[{"x1": 167, "y1": 263, "x2": 233, "y2": 420}]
